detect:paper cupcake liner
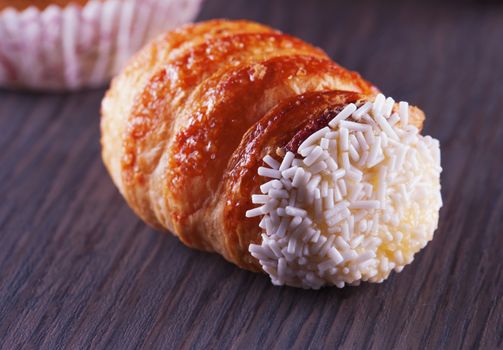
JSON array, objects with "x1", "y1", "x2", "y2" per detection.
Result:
[{"x1": 0, "y1": 0, "x2": 203, "y2": 90}]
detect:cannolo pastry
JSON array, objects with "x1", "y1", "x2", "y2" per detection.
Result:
[{"x1": 101, "y1": 19, "x2": 442, "y2": 289}]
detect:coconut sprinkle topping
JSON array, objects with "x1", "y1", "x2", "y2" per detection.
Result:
[{"x1": 247, "y1": 94, "x2": 442, "y2": 289}]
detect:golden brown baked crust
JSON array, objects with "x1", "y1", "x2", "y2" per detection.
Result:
[
  {"x1": 101, "y1": 20, "x2": 424, "y2": 270},
  {"x1": 0, "y1": 0, "x2": 91, "y2": 10}
]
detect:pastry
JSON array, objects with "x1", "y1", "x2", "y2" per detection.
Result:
[
  {"x1": 0, "y1": 0, "x2": 203, "y2": 90},
  {"x1": 0, "y1": 0, "x2": 89, "y2": 10},
  {"x1": 101, "y1": 19, "x2": 442, "y2": 288}
]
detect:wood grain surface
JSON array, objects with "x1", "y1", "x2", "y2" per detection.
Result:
[{"x1": 1, "y1": 0, "x2": 502, "y2": 349}]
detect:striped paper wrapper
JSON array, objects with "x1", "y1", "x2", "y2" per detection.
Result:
[{"x1": 0, "y1": 0, "x2": 203, "y2": 90}]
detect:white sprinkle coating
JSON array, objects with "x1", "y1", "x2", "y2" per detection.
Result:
[
  {"x1": 372, "y1": 94, "x2": 386, "y2": 116},
  {"x1": 248, "y1": 94, "x2": 442, "y2": 289},
  {"x1": 384, "y1": 97, "x2": 395, "y2": 117},
  {"x1": 298, "y1": 127, "x2": 330, "y2": 152},
  {"x1": 340, "y1": 127, "x2": 349, "y2": 152},
  {"x1": 258, "y1": 167, "x2": 281, "y2": 179},
  {"x1": 279, "y1": 151, "x2": 295, "y2": 171},
  {"x1": 353, "y1": 101, "x2": 372, "y2": 119},
  {"x1": 252, "y1": 194, "x2": 270, "y2": 204},
  {"x1": 328, "y1": 104, "x2": 357, "y2": 127},
  {"x1": 304, "y1": 146, "x2": 324, "y2": 166},
  {"x1": 285, "y1": 206, "x2": 308, "y2": 217},
  {"x1": 263, "y1": 155, "x2": 281, "y2": 169},
  {"x1": 399, "y1": 101, "x2": 409, "y2": 126}
]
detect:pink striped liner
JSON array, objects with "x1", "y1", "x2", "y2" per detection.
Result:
[{"x1": 0, "y1": 0, "x2": 203, "y2": 90}]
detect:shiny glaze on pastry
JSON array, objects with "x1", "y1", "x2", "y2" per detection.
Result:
[{"x1": 101, "y1": 20, "x2": 381, "y2": 271}]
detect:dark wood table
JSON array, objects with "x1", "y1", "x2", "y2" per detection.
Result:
[{"x1": 1, "y1": 0, "x2": 502, "y2": 348}]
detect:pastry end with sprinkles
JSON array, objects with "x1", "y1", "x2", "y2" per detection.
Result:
[{"x1": 247, "y1": 93, "x2": 442, "y2": 289}]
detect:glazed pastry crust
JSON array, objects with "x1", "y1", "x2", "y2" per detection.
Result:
[{"x1": 101, "y1": 20, "x2": 407, "y2": 270}]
